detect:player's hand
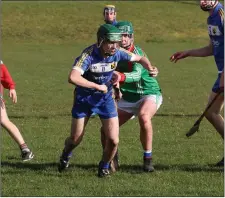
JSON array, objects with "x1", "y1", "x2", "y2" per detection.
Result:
[
  {"x1": 9, "y1": 89, "x2": 17, "y2": 103},
  {"x1": 97, "y1": 84, "x2": 108, "y2": 94},
  {"x1": 111, "y1": 71, "x2": 122, "y2": 85},
  {"x1": 113, "y1": 83, "x2": 122, "y2": 101},
  {"x1": 149, "y1": 66, "x2": 158, "y2": 77},
  {"x1": 170, "y1": 51, "x2": 189, "y2": 63}
]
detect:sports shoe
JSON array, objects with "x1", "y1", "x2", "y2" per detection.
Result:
[
  {"x1": 21, "y1": 149, "x2": 34, "y2": 161},
  {"x1": 58, "y1": 152, "x2": 72, "y2": 172},
  {"x1": 143, "y1": 157, "x2": 154, "y2": 172},
  {"x1": 215, "y1": 157, "x2": 224, "y2": 167},
  {"x1": 110, "y1": 151, "x2": 119, "y2": 172},
  {"x1": 98, "y1": 161, "x2": 110, "y2": 178}
]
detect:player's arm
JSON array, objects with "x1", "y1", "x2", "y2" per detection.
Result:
[
  {"x1": 69, "y1": 54, "x2": 107, "y2": 93},
  {"x1": 187, "y1": 40, "x2": 213, "y2": 57},
  {"x1": 1, "y1": 62, "x2": 16, "y2": 90},
  {"x1": 69, "y1": 69, "x2": 106, "y2": 91},
  {"x1": 116, "y1": 63, "x2": 142, "y2": 83},
  {"x1": 130, "y1": 54, "x2": 155, "y2": 72},
  {"x1": 1, "y1": 62, "x2": 17, "y2": 103},
  {"x1": 118, "y1": 48, "x2": 157, "y2": 74},
  {"x1": 113, "y1": 49, "x2": 158, "y2": 84},
  {"x1": 170, "y1": 40, "x2": 213, "y2": 63}
]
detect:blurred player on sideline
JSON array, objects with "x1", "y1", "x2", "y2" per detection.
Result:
[
  {"x1": 1, "y1": 60, "x2": 34, "y2": 161},
  {"x1": 103, "y1": 5, "x2": 118, "y2": 26}
]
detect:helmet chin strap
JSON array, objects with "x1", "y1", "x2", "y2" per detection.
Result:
[{"x1": 124, "y1": 44, "x2": 131, "y2": 50}]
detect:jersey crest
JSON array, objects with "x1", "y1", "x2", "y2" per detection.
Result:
[
  {"x1": 90, "y1": 61, "x2": 117, "y2": 73},
  {"x1": 208, "y1": 25, "x2": 222, "y2": 36}
]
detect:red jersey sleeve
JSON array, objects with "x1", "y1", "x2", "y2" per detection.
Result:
[{"x1": 1, "y1": 61, "x2": 16, "y2": 90}]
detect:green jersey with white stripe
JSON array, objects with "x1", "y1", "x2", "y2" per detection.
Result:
[{"x1": 117, "y1": 45, "x2": 161, "y2": 103}]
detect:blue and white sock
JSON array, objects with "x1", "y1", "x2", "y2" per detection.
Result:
[
  {"x1": 144, "y1": 150, "x2": 152, "y2": 159},
  {"x1": 102, "y1": 162, "x2": 110, "y2": 169}
]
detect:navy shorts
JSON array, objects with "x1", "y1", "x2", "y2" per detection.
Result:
[
  {"x1": 72, "y1": 91, "x2": 118, "y2": 119},
  {"x1": 212, "y1": 73, "x2": 222, "y2": 93}
]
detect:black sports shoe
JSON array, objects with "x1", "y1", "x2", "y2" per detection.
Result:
[
  {"x1": 215, "y1": 157, "x2": 224, "y2": 167},
  {"x1": 110, "y1": 151, "x2": 119, "y2": 172},
  {"x1": 58, "y1": 152, "x2": 72, "y2": 172},
  {"x1": 98, "y1": 161, "x2": 110, "y2": 178},
  {"x1": 143, "y1": 157, "x2": 154, "y2": 172},
  {"x1": 58, "y1": 157, "x2": 70, "y2": 172},
  {"x1": 21, "y1": 149, "x2": 34, "y2": 161}
]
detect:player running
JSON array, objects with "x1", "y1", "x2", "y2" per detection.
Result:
[
  {"x1": 58, "y1": 24, "x2": 158, "y2": 177},
  {"x1": 1, "y1": 60, "x2": 34, "y2": 161},
  {"x1": 101, "y1": 21, "x2": 162, "y2": 172}
]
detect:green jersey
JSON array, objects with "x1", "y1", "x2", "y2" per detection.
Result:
[{"x1": 117, "y1": 45, "x2": 161, "y2": 103}]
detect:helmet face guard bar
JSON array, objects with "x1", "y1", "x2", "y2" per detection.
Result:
[
  {"x1": 97, "y1": 33, "x2": 121, "y2": 48},
  {"x1": 103, "y1": 5, "x2": 116, "y2": 15}
]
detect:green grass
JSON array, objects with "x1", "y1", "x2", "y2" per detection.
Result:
[
  {"x1": 1, "y1": 1, "x2": 224, "y2": 197},
  {"x1": 2, "y1": 1, "x2": 210, "y2": 44}
]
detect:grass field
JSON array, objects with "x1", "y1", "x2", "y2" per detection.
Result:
[{"x1": 1, "y1": 1, "x2": 224, "y2": 197}]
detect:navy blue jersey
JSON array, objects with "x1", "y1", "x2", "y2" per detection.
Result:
[
  {"x1": 207, "y1": 2, "x2": 224, "y2": 72},
  {"x1": 72, "y1": 44, "x2": 134, "y2": 106},
  {"x1": 105, "y1": 20, "x2": 118, "y2": 26}
]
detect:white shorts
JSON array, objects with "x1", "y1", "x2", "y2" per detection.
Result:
[{"x1": 117, "y1": 94, "x2": 163, "y2": 116}]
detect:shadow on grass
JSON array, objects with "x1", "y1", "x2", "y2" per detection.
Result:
[
  {"x1": 9, "y1": 113, "x2": 201, "y2": 119},
  {"x1": 114, "y1": 163, "x2": 223, "y2": 174},
  {"x1": 1, "y1": 161, "x2": 97, "y2": 174},
  {"x1": 1, "y1": 161, "x2": 223, "y2": 174},
  {"x1": 1, "y1": 161, "x2": 58, "y2": 171}
]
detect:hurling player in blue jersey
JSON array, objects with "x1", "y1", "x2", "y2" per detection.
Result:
[
  {"x1": 58, "y1": 24, "x2": 158, "y2": 177},
  {"x1": 91, "y1": 5, "x2": 118, "y2": 118},
  {"x1": 103, "y1": 5, "x2": 118, "y2": 26},
  {"x1": 170, "y1": 0, "x2": 224, "y2": 166}
]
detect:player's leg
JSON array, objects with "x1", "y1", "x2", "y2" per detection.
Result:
[
  {"x1": 100, "y1": 108, "x2": 132, "y2": 149},
  {"x1": 100, "y1": 99, "x2": 134, "y2": 172},
  {"x1": 205, "y1": 91, "x2": 224, "y2": 138},
  {"x1": 138, "y1": 95, "x2": 162, "y2": 172},
  {"x1": 1, "y1": 104, "x2": 34, "y2": 161},
  {"x1": 99, "y1": 116, "x2": 119, "y2": 177},
  {"x1": 58, "y1": 117, "x2": 89, "y2": 172},
  {"x1": 205, "y1": 91, "x2": 224, "y2": 166},
  {"x1": 97, "y1": 95, "x2": 120, "y2": 177},
  {"x1": 110, "y1": 108, "x2": 134, "y2": 172}
]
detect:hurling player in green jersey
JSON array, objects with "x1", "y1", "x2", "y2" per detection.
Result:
[{"x1": 102, "y1": 21, "x2": 162, "y2": 172}]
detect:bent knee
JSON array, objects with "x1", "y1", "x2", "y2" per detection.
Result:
[
  {"x1": 139, "y1": 114, "x2": 152, "y2": 124},
  {"x1": 70, "y1": 134, "x2": 84, "y2": 144},
  {"x1": 205, "y1": 111, "x2": 220, "y2": 121},
  {"x1": 1, "y1": 117, "x2": 11, "y2": 127},
  {"x1": 108, "y1": 137, "x2": 119, "y2": 147}
]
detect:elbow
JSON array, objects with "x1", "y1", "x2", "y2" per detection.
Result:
[
  {"x1": 133, "y1": 77, "x2": 141, "y2": 82},
  {"x1": 68, "y1": 74, "x2": 72, "y2": 83},
  {"x1": 68, "y1": 74, "x2": 75, "y2": 84}
]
